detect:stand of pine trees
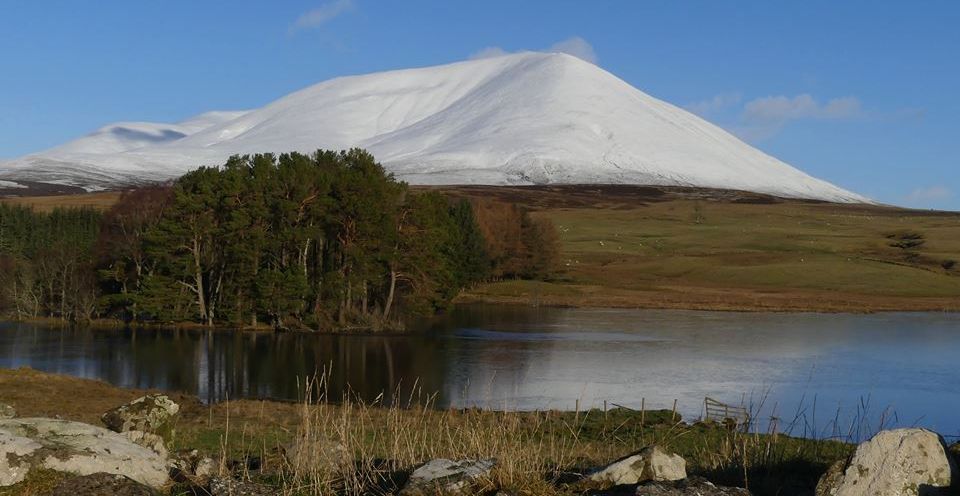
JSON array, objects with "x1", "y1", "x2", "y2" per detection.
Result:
[
  {"x1": 0, "y1": 205, "x2": 101, "y2": 321},
  {"x1": 0, "y1": 149, "x2": 559, "y2": 329}
]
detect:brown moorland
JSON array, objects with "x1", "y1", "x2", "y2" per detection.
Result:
[{"x1": 434, "y1": 185, "x2": 960, "y2": 312}]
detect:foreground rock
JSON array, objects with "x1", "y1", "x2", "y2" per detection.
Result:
[
  {"x1": 101, "y1": 394, "x2": 180, "y2": 435},
  {"x1": 589, "y1": 446, "x2": 687, "y2": 487},
  {"x1": 51, "y1": 473, "x2": 157, "y2": 496},
  {"x1": 170, "y1": 449, "x2": 217, "y2": 482},
  {"x1": 0, "y1": 403, "x2": 14, "y2": 419},
  {"x1": 635, "y1": 477, "x2": 750, "y2": 495},
  {"x1": 816, "y1": 428, "x2": 956, "y2": 496},
  {"x1": 123, "y1": 429, "x2": 169, "y2": 458},
  {"x1": 0, "y1": 418, "x2": 168, "y2": 488},
  {"x1": 399, "y1": 458, "x2": 496, "y2": 495}
]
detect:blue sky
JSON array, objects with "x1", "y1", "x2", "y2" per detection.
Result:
[{"x1": 1, "y1": 1, "x2": 958, "y2": 209}]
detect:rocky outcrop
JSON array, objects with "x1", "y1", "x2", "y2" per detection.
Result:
[
  {"x1": 0, "y1": 403, "x2": 15, "y2": 419},
  {"x1": 635, "y1": 476, "x2": 750, "y2": 495},
  {"x1": 50, "y1": 472, "x2": 158, "y2": 496},
  {"x1": 0, "y1": 418, "x2": 169, "y2": 488},
  {"x1": 588, "y1": 446, "x2": 687, "y2": 487},
  {"x1": 816, "y1": 459, "x2": 847, "y2": 496},
  {"x1": 101, "y1": 394, "x2": 180, "y2": 436},
  {"x1": 123, "y1": 429, "x2": 168, "y2": 458},
  {"x1": 170, "y1": 449, "x2": 217, "y2": 482},
  {"x1": 0, "y1": 425, "x2": 41, "y2": 486},
  {"x1": 816, "y1": 428, "x2": 956, "y2": 496},
  {"x1": 399, "y1": 458, "x2": 496, "y2": 495}
]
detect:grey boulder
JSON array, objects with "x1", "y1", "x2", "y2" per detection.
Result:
[
  {"x1": 589, "y1": 446, "x2": 687, "y2": 487},
  {"x1": 635, "y1": 477, "x2": 750, "y2": 495},
  {"x1": 399, "y1": 458, "x2": 496, "y2": 495},
  {"x1": 0, "y1": 417, "x2": 169, "y2": 488},
  {"x1": 101, "y1": 394, "x2": 180, "y2": 436},
  {"x1": 816, "y1": 428, "x2": 956, "y2": 496}
]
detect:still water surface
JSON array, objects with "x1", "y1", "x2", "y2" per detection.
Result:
[{"x1": 1, "y1": 304, "x2": 958, "y2": 437}]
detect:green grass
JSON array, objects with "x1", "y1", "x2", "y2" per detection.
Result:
[
  {"x1": 552, "y1": 201, "x2": 960, "y2": 294},
  {"x1": 466, "y1": 195, "x2": 960, "y2": 311}
]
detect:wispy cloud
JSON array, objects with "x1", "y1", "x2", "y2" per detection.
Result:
[
  {"x1": 742, "y1": 94, "x2": 862, "y2": 123},
  {"x1": 735, "y1": 94, "x2": 862, "y2": 141},
  {"x1": 546, "y1": 37, "x2": 598, "y2": 64},
  {"x1": 688, "y1": 93, "x2": 866, "y2": 142},
  {"x1": 469, "y1": 46, "x2": 509, "y2": 60},
  {"x1": 469, "y1": 36, "x2": 598, "y2": 65},
  {"x1": 290, "y1": 0, "x2": 354, "y2": 34},
  {"x1": 685, "y1": 93, "x2": 742, "y2": 117},
  {"x1": 905, "y1": 185, "x2": 952, "y2": 205}
]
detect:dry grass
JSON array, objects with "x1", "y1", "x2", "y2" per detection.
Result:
[
  {"x1": 0, "y1": 367, "x2": 853, "y2": 495},
  {"x1": 198, "y1": 376, "x2": 852, "y2": 496},
  {"x1": 440, "y1": 185, "x2": 960, "y2": 312}
]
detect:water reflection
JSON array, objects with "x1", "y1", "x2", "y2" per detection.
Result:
[{"x1": 1, "y1": 305, "x2": 959, "y2": 437}]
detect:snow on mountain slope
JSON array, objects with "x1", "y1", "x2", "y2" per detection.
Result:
[{"x1": 0, "y1": 52, "x2": 866, "y2": 202}]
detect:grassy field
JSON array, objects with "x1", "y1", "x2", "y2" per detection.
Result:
[
  {"x1": 0, "y1": 367, "x2": 853, "y2": 496},
  {"x1": 4, "y1": 185, "x2": 959, "y2": 311},
  {"x1": 439, "y1": 185, "x2": 960, "y2": 312}
]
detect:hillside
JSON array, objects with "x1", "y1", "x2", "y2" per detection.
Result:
[
  {"x1": 440, "y1": 185, "x2": 960, "y2": 312},
  {"x1": 2, "y1": 52, "x2": 864, "y2": 202}
]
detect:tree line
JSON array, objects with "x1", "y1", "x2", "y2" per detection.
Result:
[{"x1": 0, "y1": 149, "x2": 558, "y2": 329}]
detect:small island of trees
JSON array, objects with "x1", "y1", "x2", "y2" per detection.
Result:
[{"x1": 0, "y1": 149, "x2": 558, "y2": 330}]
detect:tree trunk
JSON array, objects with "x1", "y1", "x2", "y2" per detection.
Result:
[
  {"x1": 383, "y1": 268, "x2": 397, "y2": 321},
  {"x1": 206, "y1": 264, "x2": 224, "y2": 326},
  {"x1": 12, "y1": 276, "x2": 22, "y2": 321},
  {"x1": 361, "y1": 280, "x2": 368, "y2": 315},
  {"x1": 302, "y1": 239, "x2": 310, "y2": 277},
  {"x1": 192, "y1": 237, "x2": 208, "y2": 324}
]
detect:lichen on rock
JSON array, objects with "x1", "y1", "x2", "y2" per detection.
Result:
[{"x1": 0, "y1": 417, "x2": 169, "y2": 488}]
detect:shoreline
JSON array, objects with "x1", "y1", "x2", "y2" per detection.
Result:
[
  {"x1": 6, "y1": 367, "x2": 958, "y2": 496},
  {"x1": 0, "y1": 315, "x2": 415, "y2": 336},
  {"x1": 0, "y1": 367, "x2": 855, "y2": 496},
  {"x1": 4, "y1": 290, "x2": 958, "y2": 336},
  {"x1": 458, "y1": 282, "x2": 960, "y2": 314}
]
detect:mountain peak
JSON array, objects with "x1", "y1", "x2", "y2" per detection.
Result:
[{"x1": 1, "y1": 56, "x2": 866, "y2": 203}]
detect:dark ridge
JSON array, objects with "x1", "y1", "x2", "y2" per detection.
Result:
[{"x1": 0, "y1": 180, "x2": 89, "y2": 197}]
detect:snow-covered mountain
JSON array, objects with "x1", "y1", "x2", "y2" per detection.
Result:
[{"x1": 0, "y1": 52, "x2": 866, "y2": 202}]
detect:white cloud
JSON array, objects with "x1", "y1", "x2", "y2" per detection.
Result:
[
  {"x1": 686, "y1": 93, "x2": 865, "y2": 142},
  {"x1": 469, "y1": 46, "x2": 509, "y2": 60},
  {"x1": 905, "y1": 186, "x2": 952, "y2": 204},
  {"x1": 742, "y1": 94, "x2": 862, "y2": 124},
  {"x1": 468, "y1": 36, "x2": 598, "y2": 64},
  {"x1": 722, "y1": 94, "x2": 863, "y2": 142},
  {"x1": 684, "y1": 93, "x2": 742, "y2": 117},
  {"x1": 290, "y1": 0, "x2": 354, "y2": 34},
  {"x1": 546, "y1": 37, "x2": 598, "y2": 64}
]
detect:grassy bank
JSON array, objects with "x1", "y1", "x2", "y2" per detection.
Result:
[{"x1": 0, "y1": 367, "x2": 854, "y2": 495}]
